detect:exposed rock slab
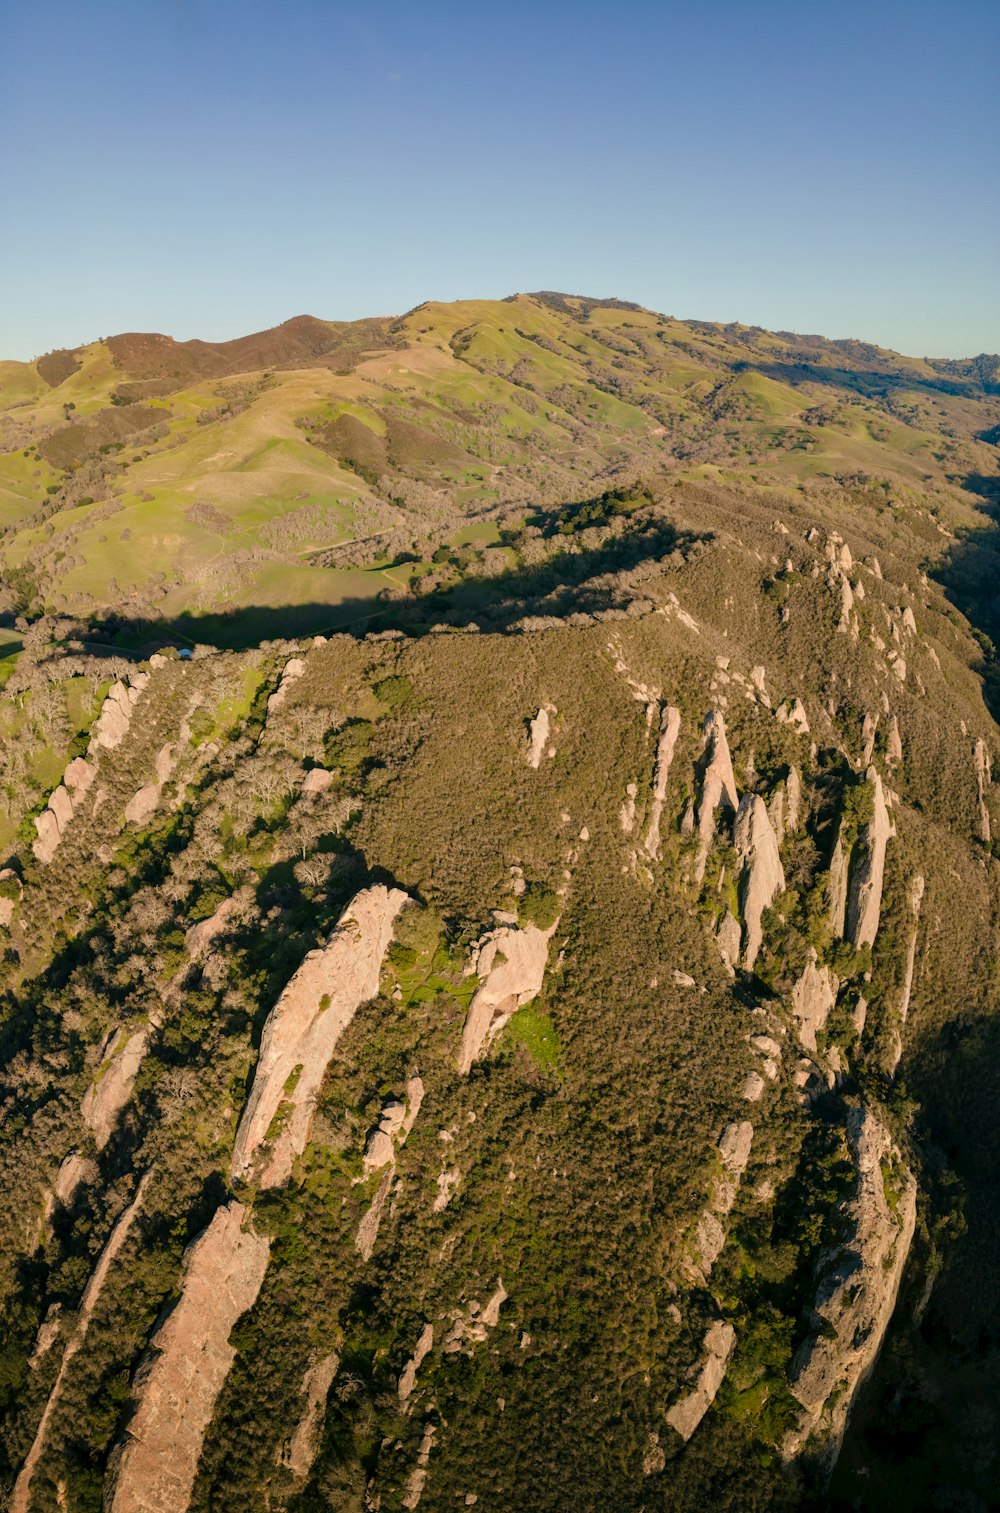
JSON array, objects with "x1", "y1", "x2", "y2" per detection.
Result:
[
  {"x1": 231, "y1": 885, "x2": 408, "y2": 1188},
  {"x1": 14, "y1": 1172, "x2": 152, "y2": 1513},
  {"x1": 733, "y1": 794, "x2": 785, "y2": 970},
  {"x1": 457, "y1": 922, "x2": 554, "y2": 1074},
  {"x1": 399, "y1": 1321, "x2": 434, "y2": 1401},
  {"x1": 108, "y1": 1199, "x2": 270, "y2": 1513},
  {"x1": 695, "y1": 710, "x2": 738, "y2": 883},
  {"x1": 80, "y1": 1027, "x2": 150, "y2": 1149},
  {"x1": 643, "y1": 704, "x2": 681, "y2": 860},
  {"x1": 280, "y1": 1351, "x2": 339, "y2": 1484},
  {"x1": 526, "y1": 704, "x2": 555, "y2": 769},
  {"x1": 792, "y1": 953, "x2": 838, "y2": 1054},
  {"x1": 845, "y1": 769, "x2": 893, "y2": 948},
  {"x1": 784, "y1": 1108, "x2": 916, "y2": 1467},
  {"x1": 666, "y1": 1321, "x2": 736, "y2": 1441}
]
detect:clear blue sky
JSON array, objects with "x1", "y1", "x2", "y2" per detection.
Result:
[{"x1": 1, "y1": 0, "x2": 997, "y2": 360}]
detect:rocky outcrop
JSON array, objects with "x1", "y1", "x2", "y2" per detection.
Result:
[
  {"x1": 184, "y1": 890, "x2": 248, "y2": 961},
  {"x1": 666, "y1": 1321, "x2": 736, "y2": 1441},
  {"x1": 456, "y1": 922, "x2": 554, "y2": 1074},
  {"x1": 124, "y1": 782, "x2": 161, "y2": 826},
  {"x1": 828, "y1": 830, "x2": 849, "y2": 937},
  {"x1": 80, "y1": 1026, "x2": 150, "y2": 1150},
  {"x1": 32, "y1": 762, "x2": 97, "y2": 863},
  {"x1": 687, "y1": 1121, "x2": 754, "y2": 1283},
  {"x1": 776, "y1": 697, "x2": 810, "y2": 735},
  {"x1": 441, "y1": 1281, "x2": 508, "y2": 1354},
  {"x1": 267, "y1": 656, "x2": 306, "y2": 713},
  {"x1": 231, "y1": 885, "x2": 408, "y2": 1188},
  {"x1": 643, "y1": 704, "x2": 681, "y2": 860},
  {"x1": 33, "y1": 674, "x2": 151, "y2": 863},
  {"x1": 732, "y1": 794, "x2": 785, "y2": 970},
  {"x1": 886, "y1": 715, "x2": 903, "y2": 766},
  {"x1": 695, "y1": 711, "x2": 738, "y2": 883},
  {"x1": 364, "y1": 1076, "x2": 424, "y2": 1171},
  {"x1": 886, "y1": 875, "x2": 925, "y2": 1076},
  {"x1": 355, "y1": 1074, "x2": 425, "y2": 1259},
  {"x1": 89, "y1": 672, "x2": 149, "y2": 753},
  {"x1": 13, "y1": 1172, "x2": 152, "y2": 1513},
  {"x1": 792, "y1": 953, "x2": 838, "y2": 1054},
  {"x1": 279, "y1": 1351, "x2": 339, "y2": 1484},
  {"x1": 974, "y1": 737, "x2": 992, "y2": 845},
  {"x1": 355, "y1": 1168, "x2": 394, "y2": 1261},
  {"x1": 526, "y1": 704, "x2": 555, "y2": 769},
  {"x1": 784, "y1": 1108, "x2": 916, "y2": 1467},
  {"x1": 107, "y1": 1200, "x2": 271, "y2": 1513},
  {"x1": 399, "y1": 1321, "x2": 434, "y2": 1401},
  {"x1": 845, "y1": 769, "x2": 893, "y2": 949}
]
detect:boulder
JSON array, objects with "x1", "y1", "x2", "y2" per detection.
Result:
[{"x1": 301, "y1": 767, "x2": 334, "y2": 795}]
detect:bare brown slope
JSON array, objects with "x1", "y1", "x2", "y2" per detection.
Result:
[{"x1": 105, "y1": 314, "x2": 400, "y2": 385}]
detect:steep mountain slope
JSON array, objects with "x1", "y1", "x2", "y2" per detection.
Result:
[{"x1": 0, "y1": 299, "x2": 998, "y2": 1512}]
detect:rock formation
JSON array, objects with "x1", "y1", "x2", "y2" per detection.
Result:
[
  {"x1": 280, "y1": 1352, "x2": 340, "y2": 1484},
  {"x1": 732, "y1": 794, "x2": 785, "y2": 970},
  {"x1": 886, "y1": 875, "x2": 925, "y2": 1076},
  {"x1": 792, "y1": 953, "x2": 838, "y2": 1054},
  {"x1": 13, "y1": 1172, "x2": 152, "y2": 1513},
  {"x1": 526, "y1": 704, "x2": 555, "y2": 769},
  {"x1": 666, "y1": 1321, "x2": 736, "y2": 1441},
  {"x1": 687, "y1": 1120, "x2": 754, "y2": 1282},
  {"x1": 974, "y1": 737, "x2": 992, "y2": 845},
  {"x1": 457, "y1": 921, "x2": 554, "y2": 1074},
  {"x1": 399, "y1": 1321, "x2": 434, "y2": 1401},
  {"x1": 107, "y1": 1200, "x2": 271, "y2": 1513},
  {"x1": 845, "y1": 769, "x2": 893, "y2": 949},
  {"x1": 80, "y1": 1027, "x2": 150, "y2": 1150},
  {"x1": 784, "y1": 1108, "x2": 916, "y2": 1466},
  {"x1": 695, "y1": 710, "x2": 738, "y2": 883},
  {"x1": 231, "y1": 885, "x2": 408, "y2": 1188},
  {"x1": 89, "y1": 672, "x2": 149, "y2": 753},
  {"x1": 643, "y1": 704, "x2": 681, "y2": 859},
  {"x1": 267, "y1": 656, "x2": 306, "y2": 713}
]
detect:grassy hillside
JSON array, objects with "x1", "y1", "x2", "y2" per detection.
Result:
[{"x1": 0, "y1": 298, "x2": 998, "y2": 1512}]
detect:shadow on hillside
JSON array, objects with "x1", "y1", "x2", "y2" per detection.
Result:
[
  {"x1": 833, "y1": 1008, "x2": 1000, "y2": 1511},
  {"x1": 89, "y1": 514, "x2": 709, "y2": 652},
  {"x1": 733, "y1": 358, "x2": 1000, "y2": 401},
  {"x1": 929, "y1": 468, "x2": 1000, "y2": 721}
]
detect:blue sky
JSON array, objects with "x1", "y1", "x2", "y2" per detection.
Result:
[{"x1": 1, "y1": 0, "x2": 997, "y2": 359}]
